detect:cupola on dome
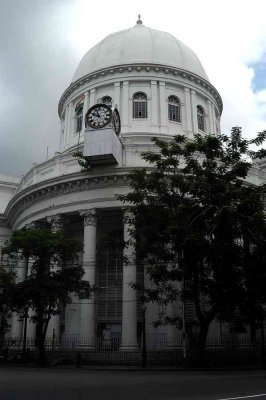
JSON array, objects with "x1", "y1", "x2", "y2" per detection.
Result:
[{"x1": 72, "y1": 19, "x2": 209, "y2": 83}]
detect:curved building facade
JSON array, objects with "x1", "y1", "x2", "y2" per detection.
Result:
[{"x1": 3, "y1": 18, "x2": 229, "y2": 346}]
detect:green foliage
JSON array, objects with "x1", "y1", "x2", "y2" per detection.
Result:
[
  {"x1": 119, "y1": 127, "x2": 266, "y2": 349},
  {"x1": 0, "y1": 266, "x2": 14, "y2": 338},
  {"x1": 73, "y1": 151, "x2": 91, "y2": 171},
  {"x1": 2, "y1": 227, "x2": 92, "y2": 364}
]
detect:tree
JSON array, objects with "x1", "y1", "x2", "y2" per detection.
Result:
[
  {"x1": 2, "y1": 227, "x2": 93, "y2": 365},
  {"x1": 118, "y1": 127, "x2": 266, "y2": 359},
  {"x1": 0, "y1": 265, "x2": 14, "y2": 341}
]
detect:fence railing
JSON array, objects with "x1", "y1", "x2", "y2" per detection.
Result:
[{"x1": 1, "y1": 335, "x2": 265, "y2": 367}]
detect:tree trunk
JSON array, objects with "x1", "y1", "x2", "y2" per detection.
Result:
[
  {"x1": 196, "y1": 321, "x2": 210, "y2": 367},
  {"x1": 35, "y1": 311, "x2": 47, "y2": 366}
]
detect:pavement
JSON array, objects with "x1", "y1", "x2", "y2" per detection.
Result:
[{"x1": 0, "y1": 367, "x2": 266, "y2": 399}]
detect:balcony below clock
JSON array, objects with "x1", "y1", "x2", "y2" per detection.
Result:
[{"x1": 83, "y1": 127, "x2": 123, "y2": 166}]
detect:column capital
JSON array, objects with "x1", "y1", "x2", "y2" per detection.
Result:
[
  {"x1": 25, "y1": 221, "x2": 37, "y2": 229},
  {"x1": 47, "y1": 214, "x2": 63, "y2": 232},
  {"x1": 121, "y1": 208, "x2": 134, "y2": 223},
  {"x1": 80, "y1": 209, "x2": 97, "y2": 227}
]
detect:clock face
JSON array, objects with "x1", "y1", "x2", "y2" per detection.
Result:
[
  {"x1": 112, "y1": 108, "x2": 121, "y2": 135},
  {"x1": 86, "y1": 104, "x2": 112, "y2": 129}
]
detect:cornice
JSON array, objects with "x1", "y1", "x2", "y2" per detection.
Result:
[
  {"x1": 5, "y1": 171, "x2": 133, "y2": 226},
  {"x1": 58, "y1": 63, "x2": 223, "y2": 117}
]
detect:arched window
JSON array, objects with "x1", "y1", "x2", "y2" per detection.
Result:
[
  {"x1": 75, "y1": 104, "x2": 83, "y2": 133},
  {"x1": 168, "y1": 96, "x2": 181, "y2": 122},
  {"x1": 101, "y1": 96, "x2": 112, "y2": 106},
  {"x1": 197, "y1": 105, "x2": 205, "y2": 131},
  {"x1": 133, "y1": 92, "x2": 147, "y2": 119}
]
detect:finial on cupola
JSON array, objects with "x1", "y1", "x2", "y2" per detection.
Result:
[{"x1": 137, "y1": 14, "x2": 142, "y2": 25}]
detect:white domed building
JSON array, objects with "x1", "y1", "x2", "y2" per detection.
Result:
[{"x1": 2, "y1": 18, "x2": 231, "y2": 348}]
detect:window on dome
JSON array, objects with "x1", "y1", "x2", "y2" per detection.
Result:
[
  {"x1": 101, "y1": 96, "x2": 112, "y2": 106},
  {"x1": 168, "y1": 96, "x2": 181, "y2": 123},
  {"x1": 197, "y1": 106, "x2": 205, "y2": 132},
  {"x1": 75, "y1": 104, "x2": 83, "y2": 133},
  {"x1": 133, "y1": 92, "x2": 147, "y2": 119}
]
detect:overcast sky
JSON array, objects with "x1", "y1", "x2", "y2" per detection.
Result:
[{"x1": 1, "y1": 0, "x2": 266, "y2": 176}]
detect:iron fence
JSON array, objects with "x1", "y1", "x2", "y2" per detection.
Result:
[{"x1": 1, "y1": 335, "x2": 265, "y2": 367}]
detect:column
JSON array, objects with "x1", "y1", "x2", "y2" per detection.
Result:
[
  {"x1": 24, "y1": 222, "x2": 36, "y2": 339},
  {"x1": 79, "y1": 209, "x2": 97, "y2": 347},
  {"x1": 114, "y1": 82, "x2": 120, "y2": 110},
  {"x1": 159, "y1": 81, "x2": 166, "y2": 127},
  {"x1": 184, "y1": 88, "x2": 192, "y2": 134},
  {"x1": 46, "y1": 214, "x2": 63, "y2": 339},
  {"x1": 122, "y1": 81, "x2": 129, "y2": 127},
  {"x1": 190, "y1": 89, "x2": 198, "y2": 133},
  {"x1": 120, "y1": 210, "x2": 138, "y2": 351},
  {"x1": 82, "y1": 91, "x2": 89, "y2": 133},
  {"x1": 165, "y1": 300, "x2": 180, "y2": 349},
  {"x1": 151, "y1": 81, "x2": 158, "y2": 127},
  {"x1": 11, "y1": 253, "x2": 27, "y2": 339},
  {"x1": 27, "y1": 255, "x2": 36, "y2": 339}
]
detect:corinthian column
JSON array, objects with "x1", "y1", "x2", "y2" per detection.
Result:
[
  {"x1": 120, "y1": 210, "x2": 138, "y2": 351},
  {"x1": 11, "y1": 252, "x2": 27, "y2": 339},
  {"x1": 79, "y1": 209, "x2": 97, "y2": 347},
  {"x1": 46, "y1": 214, "x2": 63, "y2": 339}
]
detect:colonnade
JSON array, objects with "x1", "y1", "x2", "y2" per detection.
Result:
[{"x1": 9, "y1": 208, "x2": 139, "y2": 350}]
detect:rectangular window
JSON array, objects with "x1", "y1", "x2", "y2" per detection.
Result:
[
  {"x1": 168, "y1": 105, "x2": 180, "y2": 122},
  {"x1": 197, "y1": 115, "x2": 204, "y2": 131},
  {"x1": 133, "y1": 102, "x2": 147, "y2": 118},
  {"x1": 76, "y1": 116, "x2": 83, "y2": 133}
]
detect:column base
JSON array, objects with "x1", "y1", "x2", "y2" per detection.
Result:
[
  {"x1": 77, "y1": 340, "x2": 96, "y2": 351},
  {"x1": 119, "y1": 343, "x2": 139, "y2": 352}
]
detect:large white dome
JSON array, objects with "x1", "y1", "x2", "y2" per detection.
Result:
[{"x1": 72, "y1": 20, "x2": 209, "y2": 83}]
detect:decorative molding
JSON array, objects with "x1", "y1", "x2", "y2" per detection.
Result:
[
  {"x1": 6, "y1": 173, "x2": 131, "y2": 226},
  {"x1": 58, "y1": 63, "x2": 223, "y2": 117},
  {"x1": 47, "y1": 214, "x2": 63, "y2": 232},
  {"x1": 80, "y1": 209, "x2": 97, "y2": 227}
]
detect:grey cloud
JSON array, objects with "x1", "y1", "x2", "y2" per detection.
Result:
[{"x1": 0, "y1": 0, "x2": 81, "y2": 175}]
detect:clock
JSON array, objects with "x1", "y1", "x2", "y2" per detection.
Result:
[
  {"x1": 112, "y1": 108, "x2": 121, "y2": 135},
  {"x1": 85, "y1": 104, "x2": 112, "y2": 129}
]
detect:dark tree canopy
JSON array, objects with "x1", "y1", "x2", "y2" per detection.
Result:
[
  {"x1": 118, "y1": 128, "x2": 266, "y2": 352},
  {"x1": 0, "y1": 266, "x2": 14, "y2": 339}
]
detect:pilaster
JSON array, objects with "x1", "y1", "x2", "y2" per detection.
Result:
[
  {"x1": 184, "y1": 88, "x2": 192, "y2": 134},
  {"x1": 151, "y1": 81, "x2": 158, "y2": 126},
  {"x1": 122, "y1": 81, "x2": 129, "y2": 126},
  {"x1": 89, "y1": 88, "x2": 96, "y2": 107},
  {"x1": 114, "y1": 82, "x2": 120, "y2": 111},
  {"x1": 190, "y1": 89, "x2": 198, "y2": 133},
  {"x1": 159, "y1": 81, "x2": 166, "y2": 127},
  {"x1": 63, "y1": 106, "x2": 69, "y2": 148},
  {"x1": 82, "y1": 91, "x2": 89, "y2": 133},
  {"x1": 67, "y1": 101, "x2": 74, "y2": 146}
]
